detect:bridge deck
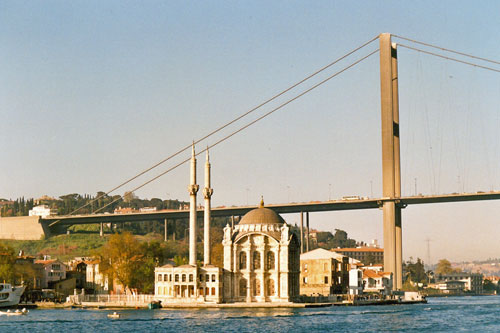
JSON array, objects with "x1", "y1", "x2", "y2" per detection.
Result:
[{"x1": 42, "y1": 191, "x2": 500, "y2": 226}]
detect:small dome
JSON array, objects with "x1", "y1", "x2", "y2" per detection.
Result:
[{"x1": 239, "y1": 207, "x2": 285, "y2": 225}]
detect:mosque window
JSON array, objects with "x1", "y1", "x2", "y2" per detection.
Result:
[
  {"x1": 253, "y1": 279, "x2": 261, "y2": 296},
  {"x1": 253, "y1": 251, "x2": 261, "y2": 270},
  {"x1": 239, "y1": 278, "x2": 247, "y2": 297},
  {"x1": 267, "y1": 279, "x2": 275, "y2": 296},
  {"x1": 239, "y1": 252, "x2": 247, "y2": 270},
  {"x1": 267, "y1": 252, "x2": 275, "y2": 270}
]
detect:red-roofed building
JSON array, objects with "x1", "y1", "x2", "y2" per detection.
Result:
[
  {"x1": 34, "y1": 259, "x2": 67, "y2": 288},
  {"x1": 362, "y1": 270, "x2": 393, "y2": 295}
]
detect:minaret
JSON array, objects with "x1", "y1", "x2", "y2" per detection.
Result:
[
  {"x1": 203, "y1": 149, "x2": 213, "y2": 266},
  {"x1": 188, "y1": 143, "x2": 199, "y2": 266}
]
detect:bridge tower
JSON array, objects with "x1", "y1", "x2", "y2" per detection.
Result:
[{"x1": 379, "y1": 33, "x2": 402, "y2": 290}]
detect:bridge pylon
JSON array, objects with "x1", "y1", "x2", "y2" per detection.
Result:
[{"x1": 380, "y1": 33, "x2": 403, "y2": 290}]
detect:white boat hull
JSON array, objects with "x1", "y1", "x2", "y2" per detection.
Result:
[{"x1": 0, "y1": 286, "x2": 25, "y2": 308}]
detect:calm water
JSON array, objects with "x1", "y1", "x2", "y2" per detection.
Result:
[{"x1": 1, "y1": 296, "x2": 499, "y2": 332}]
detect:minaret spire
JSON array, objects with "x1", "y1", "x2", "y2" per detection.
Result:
[
  {"x1": 203, "y1": 147, "x2": 213, "y2": 266},
  {"x1": 188, "y1": 142, "x2": 199, "y2": 266}
]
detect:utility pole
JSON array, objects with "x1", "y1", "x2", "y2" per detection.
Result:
[{"x1": 425, "y1": 238, "x2": 432, "y2": 268}]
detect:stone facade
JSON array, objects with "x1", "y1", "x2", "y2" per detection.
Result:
[
  {"x1": 299, "y1": 248, "x2": 350, "y2": 296},
  {"x1": 222, "y1": 206, "x2": 301, "y2": 303}
]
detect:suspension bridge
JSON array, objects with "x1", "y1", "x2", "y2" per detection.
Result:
[{"x1": 7, "y1": 33, "x2": 500, "y2": 291}]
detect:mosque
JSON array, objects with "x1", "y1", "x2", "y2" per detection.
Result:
[{"x1": 154, "y1": 146, "x2": 301, "y2": 304}]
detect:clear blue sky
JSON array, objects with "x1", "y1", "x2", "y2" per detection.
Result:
[{"x1": 1, "y1": 1, "x2": 499, "y2": 262}]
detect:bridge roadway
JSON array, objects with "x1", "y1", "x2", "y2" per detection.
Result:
[{"x1": 43, "y1": 191, "x2": 500, "y2": 226}]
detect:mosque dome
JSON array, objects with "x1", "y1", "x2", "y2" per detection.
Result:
[{"x1": 238, "y1": 207, "x2": 285, "y2": 225}]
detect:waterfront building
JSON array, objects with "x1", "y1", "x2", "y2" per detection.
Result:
[
  {"x1": 154, "y1": 146, "x2": 300, "y2": 304},
  {"x1": 299, "y1": 248, "x2": 349, "y2": 296},
  {"x1": 431, "y1": 280, "x2": 467, "y2": 293},
  {"x1": 362, "y1": 270, "x2": 393, "y2": 295},
  {"x1": 435, "y1": 272, "x2": 483, "y2": 294},
  {"x1": 222, "y1": 200, "x2": 301, "y2": 303},
  {"x1": 85, "y1": 260, "x2": 110, "y2": 293},
  {"x1": 34, "y1": 258, "x2": 67, "y2": 288},
  {"x1": 348, "y1": 268, "x2": 364, "y2": 295}
]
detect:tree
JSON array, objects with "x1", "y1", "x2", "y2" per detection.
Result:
[
  {"x1": 133, "y1": 241, "x2": 166, "y2": 293},
  {"x1": 404, "y1": 257, "x2": 427, "y2": 283},
  {"x1": 435, "y1": 259, "x2": 460, "y2": 275},
  {"x1": 0, "y1": 243, "x2": 16, "y2": 283},
  {"x1": 96, "y1": 232, "x2": 143, "y2": 292}
]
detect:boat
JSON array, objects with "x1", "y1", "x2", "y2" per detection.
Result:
[
  {"x1": 148, "y1": 301, "x2": 161, "y2": 309},
  {"x1": 0, "y1": 308, "x2": 29, "y2": 316},
  {"x1": 0, "y1": 284, "x2": 25, "y2": 308},
  {"x1": 107, "y1": 312, "x2": 120, "y2": 319}
]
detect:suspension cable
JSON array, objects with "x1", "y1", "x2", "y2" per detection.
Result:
[
  {"x1": 50, "y1": 48, "x2": 380, "y2": 225},
  {"x1": 393, "y1": 34, "x2": 500, "y2": 66},
  {"x1": 65, "y1": 35, "x2": 380, "y2": 217},
  {"x1": 398, "y1": 44, "x2": 500, "y2": 73}
]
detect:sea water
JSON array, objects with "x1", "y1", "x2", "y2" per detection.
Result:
[{"x1": 1, "y1": 296, "x2": 499, "y2": 332}]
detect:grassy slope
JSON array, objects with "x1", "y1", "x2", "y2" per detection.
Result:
[{"x1": 2, "y1": 234, "x2": 108, "y2": 261}]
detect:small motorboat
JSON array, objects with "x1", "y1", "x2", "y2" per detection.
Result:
[
  {"x1": 148, "y1": 301, "x2": 161, "y2": 309},
  {"x1": 107, "y1": 312, "x2": 120, "y2": 319},
  {"x1": 0, "y1": 308, "x2": 28, "y2": 316}
]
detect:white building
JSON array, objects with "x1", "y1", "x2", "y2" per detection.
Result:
[
  {"x1": 29, "y1": 205, "x2": 57, "y2": 218},
  {"x1": 222, "y1": 204, "x2": 301, "y2": 303},
  {"x1": 362, "y1": 270, "x2": 393, "y2": 295},
  {"x1": 349, "y1": 268, "x2": 364, "y2": 295}
]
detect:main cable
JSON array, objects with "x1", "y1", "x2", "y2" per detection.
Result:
[
  {"x1": 393, "y1": 34, "x2": 500, "y2": 66},
  {"x1": 65, "y1": 48, "x2": 380, "y2": 221},
  {"x1": 65, "y1": 35, "x2": 380, "y2": 217},
  {"x1": 398, "y1": 44, "x2": 500, "y2": 73}
]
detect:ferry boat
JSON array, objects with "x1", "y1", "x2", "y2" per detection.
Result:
[{"x1": 0, "y1": 283, "x2": 26, "y2": 308}]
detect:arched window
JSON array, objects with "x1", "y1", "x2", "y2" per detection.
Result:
[
  {"x1": 253, "y1": 251, "x2": 261, "y2": 270},
  {"x1": 239, "y1": 252, "x2": 247, "y2": 270},
  {"x1": 267, "y1": 251, "x2": 275, "y2": 270},
  {"x1": 211, "y1": 287, "x2": 216, "y2": 296},
  {"x1": 267, "y1": 278, "x2": 275, "y2": 296},
  {"x1": 158, "y1": 274, "x2": 162, "y2": 282},
  {"x1": 182, "y1": 274, "x2": 186, "y2": 282},
  {"x1": 212, "y1": 274, "x2": 216, "y2": 282},
  {"x1": 239, "y1": 278, "x2": 247, "y2": 297},
  {"x1": 189, "y1": 274, "x2": 193, "y2": 282},
  {"x1": 175, "y1": 274, "x2": 179, "y2": 282}
]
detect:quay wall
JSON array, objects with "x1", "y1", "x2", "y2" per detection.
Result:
[{"x1": 0, "y1": 216, "x2": 47, "y2": 240}]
